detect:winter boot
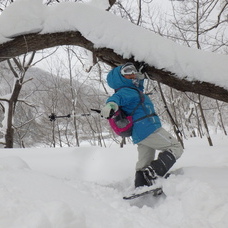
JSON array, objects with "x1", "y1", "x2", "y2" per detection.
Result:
[
  {"x1": 135, "y1": 166, "x2": 157, "y2": 188},
  {"x1": 150, "y1": 150, "x2": 176, "y2": 177},
  {"x1": 134, "y1": 151, "x2": 176, "y2": 188}
]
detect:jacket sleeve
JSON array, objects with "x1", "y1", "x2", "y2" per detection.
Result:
[{"x1": 106, "y1": 88, "x2": 140, "y2": 107}]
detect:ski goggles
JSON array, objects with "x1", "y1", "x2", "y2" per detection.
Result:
[{"x1": 120, "y1": 63, "x2": 138, "y2": 76}]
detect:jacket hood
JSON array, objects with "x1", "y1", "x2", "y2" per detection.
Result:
[{"x1": 107, "y1": 66, "x2": 144, "y2": 91}]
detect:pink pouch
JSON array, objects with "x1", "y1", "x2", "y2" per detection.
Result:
[{"x1": 108, "y1": 110, "x2": 133, "y2": 137}]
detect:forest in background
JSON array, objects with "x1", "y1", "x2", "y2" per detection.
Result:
[{"x1": 0, "y1": 0, "x2": 227, "y2": 148}]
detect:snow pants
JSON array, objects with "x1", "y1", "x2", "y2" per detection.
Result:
[{"x1": 136, "y1": 127, "x2": 183, "y2": 171}]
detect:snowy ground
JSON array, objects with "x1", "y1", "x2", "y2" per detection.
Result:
[{"x1": 0, "y1": 134, "x2": 228, "y2": 228}]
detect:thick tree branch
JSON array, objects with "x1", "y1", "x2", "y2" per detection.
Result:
[{"x1": 0, "y1": 31, "x2": 228, "y2": 103}]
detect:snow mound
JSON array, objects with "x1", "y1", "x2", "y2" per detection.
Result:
[
  {"x1": 0, "y1": 136, "x2": 228, "y2": 227},
  {"x1": 0, "y1": 156, "x2": 30, "y2": 170},
  {"x1": 162, "y1": 171, "x2": 228, "y2": 227}
]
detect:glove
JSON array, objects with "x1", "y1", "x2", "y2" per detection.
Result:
[
  {"x1": 138, "y1": 62, "x2": 148, "y2": 74},
  {"x1": 101, "y1": 102, "x2": 118, "y2": 118},
  {"x1": 135, "y1": 72, "x2": 145, "y2": 80}
]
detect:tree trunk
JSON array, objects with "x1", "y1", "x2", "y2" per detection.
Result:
[
  {"x1": 4, "y1": 81, "x2": 22, "y2": 148},
  {"x1": 215, "y1": 100, "x2": 227, "y2": 136},
  {"x1": 198, "y1": 95, "x2": 213, "y2": 146},
  {"x1": 158, "y1": 83, "x2": 184, "y2": 149},
  {"x1": 5, "y1": 102, "x2": 14, "y2": 148}
]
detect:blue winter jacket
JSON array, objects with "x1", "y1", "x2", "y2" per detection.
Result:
[{"x1": 106, "y1": 66, "x2": 161, "y2": 144}]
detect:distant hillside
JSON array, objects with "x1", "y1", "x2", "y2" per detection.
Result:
[{"x1": 0, "y1": 63, "x2": 109, "y2": 148}]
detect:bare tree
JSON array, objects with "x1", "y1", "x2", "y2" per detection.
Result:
[
  {"x1": 157, "y1": 82, "x2": 184, "y2": 148},
  {"x1": 0, "y1": 53, "x2": 35, "y2": 147},
  {"x1": 215, "y1": 100, "x2": 227, "y2": 135},
  {"x1": 163, "y1": 0, "x2": 228, "y2": 145}
]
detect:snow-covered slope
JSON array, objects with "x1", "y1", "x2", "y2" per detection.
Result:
[{"x1": 0, "y1": 135, "x2": 228, "y2": 228}]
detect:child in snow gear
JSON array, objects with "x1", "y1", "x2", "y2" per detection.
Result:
[{"x1": 101, "y1": 62, "x2": 183, "y2": 189}]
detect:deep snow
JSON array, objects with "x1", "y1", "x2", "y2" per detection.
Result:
[{"x1": 0, "y1": 134, "x2": 228, "y2": 228}]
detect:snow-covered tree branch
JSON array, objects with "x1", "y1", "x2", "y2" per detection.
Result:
[
  {"x1": 0, "y1": 31, "x2": 228, "y2": 103},
  {"x1": 0, "y1": 1, "x2": 228, "y2": 103}
]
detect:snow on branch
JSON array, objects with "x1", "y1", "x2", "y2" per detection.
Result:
[{"x1": 0, "y1": 1, "x2": 228, "y2": 102}]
